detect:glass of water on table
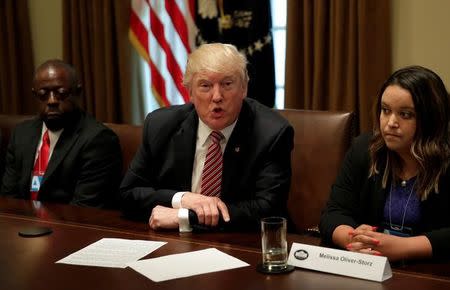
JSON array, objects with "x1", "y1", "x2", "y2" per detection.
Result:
[{"x1": 257, "y1": 216, "x2": 294, "y2": 274}]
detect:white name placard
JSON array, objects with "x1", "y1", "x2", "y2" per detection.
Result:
[{"x1": 287, "y1": 242, "x2": 392, "y2": 282}]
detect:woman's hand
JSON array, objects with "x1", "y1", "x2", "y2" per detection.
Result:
[
  {"x1": 348, "y1": 229, "x2": 432, "y2": 261},
  {"x1": 333, "y1": 224, "x2": 381, "y2": 256}
]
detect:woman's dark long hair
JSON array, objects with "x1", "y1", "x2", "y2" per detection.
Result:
[{"x1": 369, "y1": 65, "x2": 450, "y2": 200}]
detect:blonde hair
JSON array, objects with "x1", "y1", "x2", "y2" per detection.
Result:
[{"x1": 183, "y1": 43, "x2": 249, "y2": 90}]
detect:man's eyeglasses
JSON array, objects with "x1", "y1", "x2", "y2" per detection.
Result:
[{"x1": 33, "y1": 88, "x2": 73, "y2": 101}]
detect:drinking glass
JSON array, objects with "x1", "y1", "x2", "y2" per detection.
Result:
[{"x1": 260, "y1": 216, "x2": 288, "y2": 272}]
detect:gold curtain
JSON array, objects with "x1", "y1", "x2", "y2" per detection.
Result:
[
  {"x1": 285, "y1": 0, "x2": 391, "y2": 133},
  {"x1": 0, "y1": 0, "x2": 36, "y2": 114},
  {"x1": 62, "y1": 0, "x2": 132, "y2": 123}
]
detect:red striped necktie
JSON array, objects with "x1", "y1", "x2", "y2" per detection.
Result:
[
  {"x1": 30, "y1": 130, "x2": 50, "y2": 200},
  {"x1": 200, "y1": 131, "x2": 224, "y2": 197}
]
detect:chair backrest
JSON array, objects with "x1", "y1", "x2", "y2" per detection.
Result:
[
  {"x1": 0, "y1": 114, "x2": 34, "y2": 179},
  {"x1": 277, "y1": 109, "x2": 355, "y2": 233},
  {"x1": 104, "y1": 123, "x2": 142, "y2": 177}
]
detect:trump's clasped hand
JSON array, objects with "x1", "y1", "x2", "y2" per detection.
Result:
[
  {"x1": 180, "y1": 193, "x2": 230, "y2": 226},
  {"x1": 149, "y1": 193, "x2": 230, "y2": 230}
]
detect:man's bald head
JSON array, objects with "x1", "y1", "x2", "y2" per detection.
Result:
[{"x1": 33, "y1": 59, "x2": 80, "y2": 89}]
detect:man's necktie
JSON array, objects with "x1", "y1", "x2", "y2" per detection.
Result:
[
  {"x1": 30, "y1": 130, "x2": 50, "y2": 200},
  {"x1": 200, "y1": 131, "x2": 224, "y2": 197}
]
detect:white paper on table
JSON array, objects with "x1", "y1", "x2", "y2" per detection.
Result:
[
  {"x1": 55, "y1": 238, "x2": 167, "y2": 268},
  {"x1": 127, "y1": 248, "x2": 249, "y2": 282}
]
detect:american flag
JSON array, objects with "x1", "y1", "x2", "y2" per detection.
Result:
[{"x1": 129, "y1": 0, "x2": 197, "y2": 107}]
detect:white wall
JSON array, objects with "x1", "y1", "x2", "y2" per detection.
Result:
[
  {"x1": 392, "y1": 0, "x2": 450, "y2": 86},
  {"x1": 28, "y1": 0, "x2": 63, "y2": 68}
]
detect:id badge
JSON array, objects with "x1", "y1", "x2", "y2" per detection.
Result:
[
  {"x1": 383, "y1": 228, "x2": 411, "y2": 237},
  {"x1": 31, "y1": 175, "x2": 43, "y2": 191},
  {"x1": 382, "y1": 225, "x2": 413, "y2": 237}
]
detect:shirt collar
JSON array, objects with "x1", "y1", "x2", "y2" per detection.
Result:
[
  {"x1": 41, "y1": 122, "x2": 64, "y2": 144},
  {"x1": 197, "y1": 118, "x2": 237, "y2": 146}
]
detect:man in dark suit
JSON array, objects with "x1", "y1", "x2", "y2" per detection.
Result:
[
  {"x1": 0, "y1": 59, "x2": 122, "y2": 208},
  {"x1": 120, "y1": 43, "x2": 293, "y2": 231}
]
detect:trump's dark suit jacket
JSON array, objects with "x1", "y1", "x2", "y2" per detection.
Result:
[
  {"x1": 0, "y1": 111, "x2": 122, "y2": 208},
  {"x1": 120, "y1": 98, "x2": 294, "y2": 230}
]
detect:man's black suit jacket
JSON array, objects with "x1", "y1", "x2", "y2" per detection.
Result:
[
  {"x1": 0, "y1": 111, "x2": 122, "y2": 208},
  {"x1": 120, "y1": 98, "x2": 294, "y2": 230}
]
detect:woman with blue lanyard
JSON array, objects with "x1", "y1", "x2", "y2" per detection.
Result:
[{"x1": 320, "y1": 65, "x2": 450, "y2": 261}]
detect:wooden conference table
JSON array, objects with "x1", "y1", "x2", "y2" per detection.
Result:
[{"x1": 1, "y1": 197, "x2": 450, "y2": 290}]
